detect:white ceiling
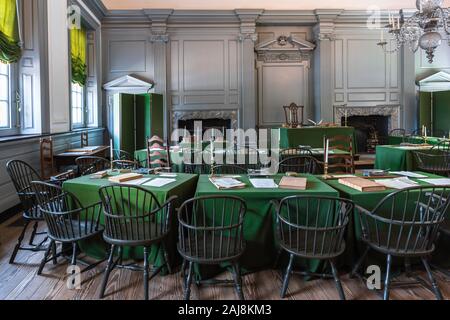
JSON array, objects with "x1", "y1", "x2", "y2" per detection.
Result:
[{"x1": 101, "y1": 0, "x2": 450, "y2": 11}]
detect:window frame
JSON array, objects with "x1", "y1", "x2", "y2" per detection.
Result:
[
  {"x1": 69, "y1": 25, "x2": 98, "y2": 130},
  {"x1": 0, "y1": 62, "x2": 20, "y2": 137}
]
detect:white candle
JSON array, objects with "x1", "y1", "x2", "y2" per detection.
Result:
[
  {"x1": 110, "y1": 139, "x2": 114, "y2": 160},
  {"x1": 210, "y1": 139, "x2": 214, "y2": 164},
  {"x1": 397, "y1": 17, "x2": 400, "y2": 29},
  {"x1": 325, "y1": 140, "x2": 330, "y2": 164}
]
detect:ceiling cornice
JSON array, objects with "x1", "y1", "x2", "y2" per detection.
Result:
[{"x1": 99, "y1": 8, "x2": 419, "y2": 28}]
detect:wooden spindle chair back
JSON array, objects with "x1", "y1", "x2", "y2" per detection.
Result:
[
  {"x1": 75, "y1": 156, "x2": 110, "y2": 176},
  {"x1": 6, "y1": 160, "x2": 42, "y2": 218},
  {"x1": 358, "y1": 186, "x2": 450, "y2": 256},
  {"x1": 324, "y1": 135, "x2": 355, "y2": 174},
  {"x1": 278, "y1": 155, "x2": 319, "y2": 174},
  {"x1": 99, "y1": 185, "x2": 174, "y2": 246},
  {"x1": 276, "y1": 196, "x2": 354, "y2": 259},
  {"x1": 211, "y1": 165, "x2": 247, "y2": 175},
  {"x1": 31, "y1": 181, "x2": 103, "y2": 242},
  {"x1": 177, "y1": 196, "x2": 246, "y2": 264},
  {"x1": 147, "y1": 136, "x2": 171, "y2": 170},
  {"x1": 40, "y1": 138, "x2": 55, "y2": 180},
  {"x1": 413, "y1": 152, "x2": 450, "y2": 177},
  {"x1": 111, "y1": 160, "x2": 139, "y2": 171}
]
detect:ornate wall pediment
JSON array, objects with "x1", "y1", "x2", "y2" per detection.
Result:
[{"x1": 256, "y1": 35, "x2": 316, "y2": 62}]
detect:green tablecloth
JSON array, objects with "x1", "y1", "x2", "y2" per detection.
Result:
[
  {"x1": 279, "y1": 127, "x2": 356, "y2": 151},
  {"x1": 375, "y1": 145, "x2": 436, "y2": 171},
  {"x1": 63, "y1": 173, "x2": 199, "y2": 270},
  {"x1": 387, "y1": 136, "x2": 444, "y2": 146},
  {"x1": 322, "y1": 172, "x2": 450, "y2": 267},
  {"x1": 194, "y1": 174, "x2": 339, "y2": 278}
]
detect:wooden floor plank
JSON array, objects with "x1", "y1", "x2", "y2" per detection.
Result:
[{"x1": 1, "y1": 214, "x2": 449, "y2": 300}]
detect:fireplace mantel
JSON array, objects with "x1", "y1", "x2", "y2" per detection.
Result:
[{"x1": 334, "y1": 105, "x2": 401, "y2": 132}]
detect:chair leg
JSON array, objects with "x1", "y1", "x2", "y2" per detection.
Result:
[
  {"x1": 162, "y1": 242, "x2": 172, "y2": 275},
  {"x1": 99, "y1": 245, "x2": 116, "y2": 299},
  {"x1": 280, "y1": 254, "x2": 294, "y2": 299},
  {"x1": 383, "y1": 254, "x2": 392, "y2": 301},
  {"x1": 51, "y1": 241, "x2": 58, "y2": 265},
  {"x1": 231, "y1": 262, "x2": 245, "y2": 301},
  {"x1": 9, "y1": 220, "x2": 30, "y2": 264},
  {"x1": 143, "y1": 247, "x2": 150, "y2": 301},
  {"x1": 184, "y1": 261, "x2": 194, "y2": 301},
  {"x1": 37, "y1": 240, "x2": 54, "y2": 275},
  {"x1": 330, "y1": 260, "x2": 346, "y2": 300},
  {"x1": 29, "y1": 221, "x2": 39, "y2": 246},
  {"x1": 422, "y1": 258, "x2": 443, "y2": 300},
  {"x1": 71, "y1": 242, "x2": 77, "y2": 266},
  {"x1": 350, "y1": 246, "x2": 370, "y2": 279}
]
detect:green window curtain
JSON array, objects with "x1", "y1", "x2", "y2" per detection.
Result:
[
  {"x1": 0, "y1": 0, "x2": 21, "y2": 64},
  {"x1": 70, "y1": 27, "x2": 87, "y2": 86}
]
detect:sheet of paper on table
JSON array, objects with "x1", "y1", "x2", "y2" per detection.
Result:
[
  {"x1": 159, "y1": 173, "x2": 177, "y2": 178},
  {"x1": 120, "y1": 178, "x2": 152, "y2": 186},
  {"x1": 419, "y1": 178, "x2": 450, "y2": 186},
  {"x1": 396, "y1": 146, "x2": 432, "y2": 150},
  {"x1": 374, "y1": 177, "x2": 418, "y2": 190},
  {"x1": 210, "y1": 177, "x2": 246, "y2": 189},
  {"x1": 249, "y1": 179, "x2": 278, "y2": 189},
  {"x1": 389, "y1": 171, "x2": 428, "y2": 178},
  {"x1": 144, "y1": 178, "x2": 177, "y2": 188}
]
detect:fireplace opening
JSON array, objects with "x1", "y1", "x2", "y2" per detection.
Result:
[
  {"x1": 342, "y1": 115, "x2": 389, "y2": 153},
  {"x1": 178, "y1": 118, "x2": 232, "y2": 139}
]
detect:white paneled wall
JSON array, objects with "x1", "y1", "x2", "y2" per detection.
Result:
[{"x1": 332, "y1": 28, "x2": 401, "y2": 107}]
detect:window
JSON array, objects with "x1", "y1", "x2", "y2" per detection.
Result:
[
  {"x1": 0, "y1": 62, "x2": 10, "y2": 128},
  {"x1": 71, "y1": 82, "x2": 84, "y2": 126}
]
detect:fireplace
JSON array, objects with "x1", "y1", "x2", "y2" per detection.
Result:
[
  {"x1": 334, "y1": 105, "x2": 401, "y2": 153},
  {"x1": 178, "y1": 118, "x2": 232, "y2": 136},
  {"x1": 343, "y1": 115, "x2": 389, "y2": 153}
]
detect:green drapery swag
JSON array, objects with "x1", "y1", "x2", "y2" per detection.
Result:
[
  {"x1": 0, "y1": 0, "x2": 22, "y2": 64},
  {"x1": 70, "y1": 27, "x2": 87, "y2": 86}
]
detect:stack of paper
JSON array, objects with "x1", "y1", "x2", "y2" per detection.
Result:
[
  {"x1": 419, "y1": 178, "x2": 450, "y2": 186},
  {"x1": 209, "y1": 177, "x2": 246, "y2": 190},
  {"x1": 389, "y1": 172, "x2": 427, "y2": 178},
  {"x1": 121, "y1": 178, "x2": 152, "y2": 186},
  {"x1": 374, "y1": 177, "x2": 418, "y2": 190},
  {"x1": 144, "y1": 178, "x2": 177, "y2": 188},
  {"x1": 249, "y1": 179, "x2": 278, "y2": 189}
]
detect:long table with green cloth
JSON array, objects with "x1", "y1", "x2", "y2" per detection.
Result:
[
  {"x1": 387, "y1": 136, "x2": 445, "y2": 146},
  {"x1": 63, "y1": 173, "x2": 199, "y2": 271},
  {"x1": 321, "y1": 172, "x2": 450, "y2": 268},
  {"x1": 279, "y1": 127, "x2": 356, "y2": 150},
  {"x1": 194, "y1": 174, "x2": 339, "y2": 279},
  {"x1": 375, "y1": 145, "x2": 437, "y2": 171}
]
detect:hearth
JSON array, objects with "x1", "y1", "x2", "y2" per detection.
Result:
[{"x1": 343, "y1": 115, "x2": 389, "y2": 153}]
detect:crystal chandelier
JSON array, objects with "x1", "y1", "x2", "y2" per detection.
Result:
[{"x1": 378, "y1": 0, "x2": 450, "y2": 63}]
